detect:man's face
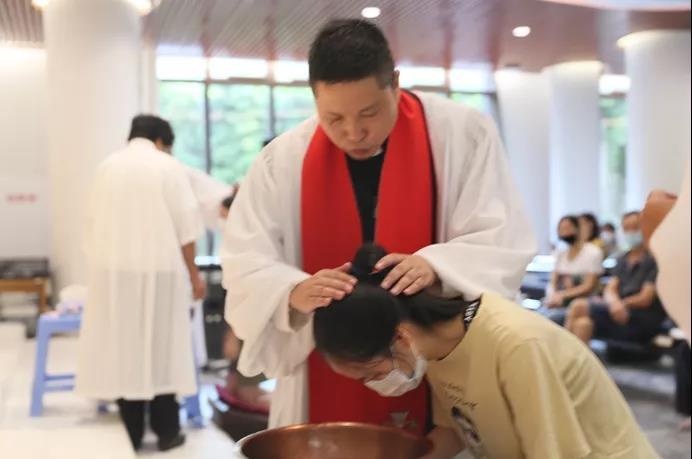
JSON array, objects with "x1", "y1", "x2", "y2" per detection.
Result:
[
  {"x1": 313, "y1": 74, "x2": 400, "y2": 160},
  {"x1": 622, "y1": 213, "x2": 641, "y2": 233}
]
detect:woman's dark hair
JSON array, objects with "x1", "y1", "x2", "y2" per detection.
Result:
[
  {"x1": 308, "y1": 19, "x2": 395, "y2": 88},
  {"x1": 128, "y1": 114, "x2": 175, "y2": 146},
  {"x1": 579, "y1": 212, "x2": 600, "y2": 241},
  {"x1": 602, "y1": 222, "x2": 616, "y2": 232},
  {"x1": 558, "y1": 215, "x2": 580, "y2": 232},
  {"x1": 313, "y1": 244, "x2": 468, "y2": 363}
]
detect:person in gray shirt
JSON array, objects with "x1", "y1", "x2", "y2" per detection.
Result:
[{"x1": 565, "y1": 211, "x2": 666, "y2": 344}]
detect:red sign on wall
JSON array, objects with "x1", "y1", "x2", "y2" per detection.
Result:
[{"x1": 6, "y1": 193, "x2": 38, "y2": 203}]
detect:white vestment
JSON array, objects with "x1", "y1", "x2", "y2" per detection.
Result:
[
  {"x1": 76, "y1": 138, "x2": 203, "y2": 400},
  {"x1": 221, "y1": 92, "x2": 537, "y2": 427},
  {"x1": 181, "y1": 165, "x2": 235, "y2": 366},
  {"x1": 183, "y1": 164, "x2": 234, "y2": 232},
  {"x1": 650, "y1": 161, "x2": 691, "y2": 343}
]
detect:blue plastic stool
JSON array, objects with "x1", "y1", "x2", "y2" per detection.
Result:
[
  {"x1": 182, "y1": 322, "x2": 204, "y2": 428},
  {"x1": 30, "y1": 311, "x2": 204, "y2": 425},
  {"x1": 183, "y1": 388, "x2": 203, "y2": 428},
  {"x1": 30, "y1": 313, "x2": 81, "y2": 416}
]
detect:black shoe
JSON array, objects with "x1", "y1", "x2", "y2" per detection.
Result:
[{"x1": 158, "y1": 433, "x2": 186, "y2": 452}]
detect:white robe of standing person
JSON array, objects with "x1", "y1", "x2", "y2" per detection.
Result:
[
  {"x1": 181, "y1": 165, "x2": 237, "y2": 367},
  {"x1": 221, "y1": 90, "x2": 537, "y2": 428},
  {"x1": 183, "y1": 165, "x2": 237, "y2": 232},
  {"x1": 76, "y1": 137, "x2": 205, "y2": 402},
  {"x1": 646, "y1": 160, "x2": 691, "y2": 343}
]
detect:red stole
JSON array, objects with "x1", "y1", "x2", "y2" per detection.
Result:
[{"x1": 300, "y1": 91, "x2": 434, "y2": 434}]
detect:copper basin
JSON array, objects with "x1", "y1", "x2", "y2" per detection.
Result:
[{"x1": 239, "y1": 422, "x2": 432, "y2": 459}]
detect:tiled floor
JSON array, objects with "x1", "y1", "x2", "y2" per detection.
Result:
[{"x1": 0, "y1": 332, "x2": 236, "y2": 458}]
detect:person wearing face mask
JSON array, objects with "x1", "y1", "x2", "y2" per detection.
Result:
[
  {"x1": 221, "y1": 19, "x2": 535, "y2": 430},
  {"x1": 540, "y1": 215, "x2": 604, "y2": 325},
  {"x1": 314, "y1": 244, "x2": 657, "y2": 459},
  {"x1": 564, "y1": 211, "x2": 667, "y2": 346},
  {"x1": 600, "y1": 222, "x2": 618, "y2": 258},
  {"x1": 579, "y1": 213, "x2": 607, "y2": 258}
]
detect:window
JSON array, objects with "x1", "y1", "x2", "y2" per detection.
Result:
[
  {"x1": 208, "y1": 84, "x2": 271, "y2": 184},
  {"x1": 159, "y1": 81, "x2": 206, "y2": 170},
  {"x1": 274, "y1": 86, "x2": 315, "y2": 135},
  {"x1": 451, "y1": 92, "x2": 501, "y2": 128},
  {"x1": 600, "y1": 97, "x2": 627, "y2": 225}
]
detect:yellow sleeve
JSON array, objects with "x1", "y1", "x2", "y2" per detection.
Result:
[{"x1": 499, "y1": 340, "x2": 592, "y2": 459}]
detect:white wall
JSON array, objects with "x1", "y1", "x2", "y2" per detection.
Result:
[
  {"x1": 0, "y1": 39, "x2": 158, "y2": 267},
  {"x1": 0, "y1": 48, "x2": 51, "y2": 258}
]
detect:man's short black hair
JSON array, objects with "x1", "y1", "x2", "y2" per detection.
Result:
[
  {"x1": 622, "y1": 210, "x2": 641, "y2": 222},
  {"x1": 308, "y1": 19, "x2": 395, "y2": 88},
  {"x1": 128, "y1": 114, "x2": 175, "y2": 146}
]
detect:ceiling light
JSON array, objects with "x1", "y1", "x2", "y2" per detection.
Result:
[
  {"x1": 361, "y1": 7, "x2": 381, "y2": 19},
  {"x1": 32, "y1": 0, "x2": 161, "y2": 15},
  {"x1": 512, "y1": 26, "x2": 531, "y2": 38},
  {"x1": 128, "y1": 0, "x2": 161, "y2": 15}
]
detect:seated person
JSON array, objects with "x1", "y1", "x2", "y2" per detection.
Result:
[
  {"x1": 541, "y1": 215, "x2": 603, "y2": 325},
  {"x1": 218, "y1": 328, "x2": 270, "y2": 413},
  {"x1": 600, "y1": 222, "x2": 618, "y2": 257},
  {"x1": 313, "y1": 244, "x2": 657, "y2": 459},
  {"x1": 579, "y1": 212, "x2": 607, "y2": 257},
  {"x1": 216, "y1": 186, "x2": 270, "y2": 413},
  {"x1": 565, "y1": 211, "x2": 667, "y2": 345}
]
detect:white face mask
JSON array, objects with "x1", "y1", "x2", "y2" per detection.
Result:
[
  {"x1": 365, "y1": 343, "x2": 427, "y2": 397},
  {"x1": 621, "y1": 230, "x2": 643, "y2": 251}
]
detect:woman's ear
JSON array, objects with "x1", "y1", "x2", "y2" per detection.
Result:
[{"x1": 396, "y1": 323, "x2": 416, "y2": 344}]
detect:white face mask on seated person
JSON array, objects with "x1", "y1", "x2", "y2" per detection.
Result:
[{"x1": 621, "y1": 230, "x2": 644, "y2": 251}]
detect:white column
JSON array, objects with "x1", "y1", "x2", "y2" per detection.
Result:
[
  {"x1": 139, "y1": 41, "x2": 160, "y2": 113},
  {"x1": 545, "y1": 61, "x2": 602, "y2": 233},
  {"x1": 495, "y1": 70, "x2": 551, "y2": 253},
  {"x1": 44, "y1": 0, "x2": 141, "y2": 288},
  {"x1": 622, "y1": 30, "x2": 691, "y2": 209}
]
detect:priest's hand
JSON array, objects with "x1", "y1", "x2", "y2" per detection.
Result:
[
  {"x1": 375, "y1": 254, "x2": 438, "y2": 296},
  {"x1": 289, "y1": 263, "x2": 357, "y2": 314}
]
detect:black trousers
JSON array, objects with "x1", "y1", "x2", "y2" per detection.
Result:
[
  {"x1": 117, "y1": 394, "x2": 180, "y2": 449},
  {"x1": 675, "y1": 342, "x2": 691, "y2": 416}
]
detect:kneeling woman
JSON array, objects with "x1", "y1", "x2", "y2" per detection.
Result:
[{"x1": 313, "y1": 245, "x2": 657, "y2": 459}]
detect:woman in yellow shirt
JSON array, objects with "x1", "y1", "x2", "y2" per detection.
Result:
[
  {"x1": 580, "y1": 212, "x2": 607, "y2": 257},
  {"x1": 313, "y1": 244, "x2": 658, "y2": 459}
]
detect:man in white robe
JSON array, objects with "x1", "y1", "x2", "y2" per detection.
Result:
[
  {"x1": 221, "y1": 20, "x2": 536, "y2": 429},
  {"x1": 76, "y1": 115, "x2": 206, "y2": 451},
  {"x1": 178, "y1": 162, "x2": 235, "y2": 368}
]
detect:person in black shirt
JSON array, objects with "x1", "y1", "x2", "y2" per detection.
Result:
[{"x1": 565, "y1": 211, "x2": 667, "y2": 344}]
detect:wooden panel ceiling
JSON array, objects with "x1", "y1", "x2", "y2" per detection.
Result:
[
  {"x1": 1, "y1": 0, "x2": 689, "y2": 72},
  {"x1": 0, "y1": 0, "x2": 43, "y2": 45}
]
